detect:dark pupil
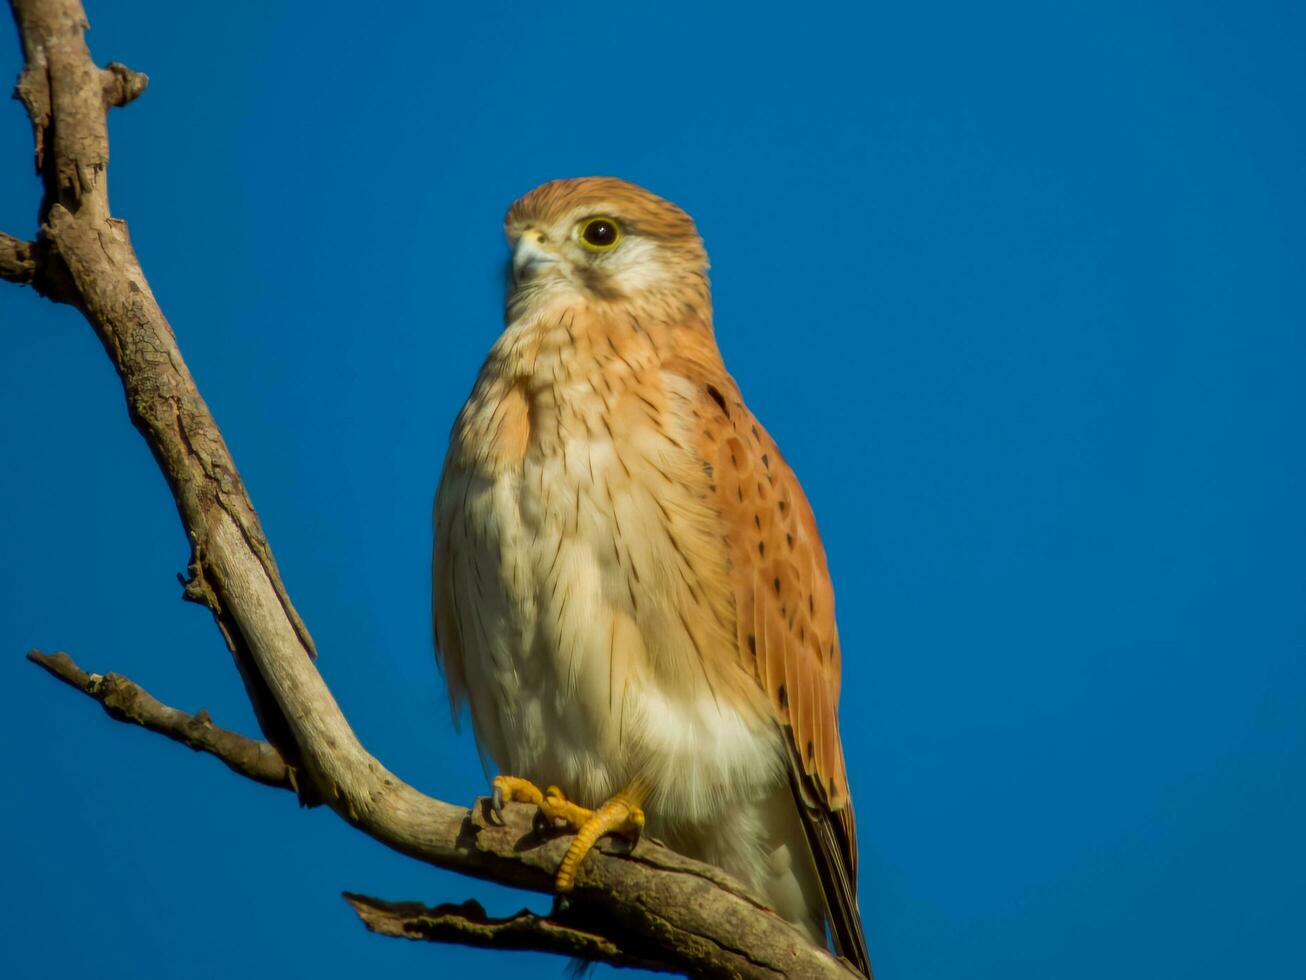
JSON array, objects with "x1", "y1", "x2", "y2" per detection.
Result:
[{"x1": 584, "y1": 220, "x2": 616, "y2": 246}]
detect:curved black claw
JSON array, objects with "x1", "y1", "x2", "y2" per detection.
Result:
[{"x1": 489, "y1": 784, "x2": 506, "y2": 825}]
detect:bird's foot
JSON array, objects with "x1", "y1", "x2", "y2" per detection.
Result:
[
  {"x1": 490, "y1": 773, "x2": 546, "y2": 816},
  {"x1": 489, "y1": 775, "x2": 589, "y2": 833},
  {"x1": 547, "y1": 786, "x2": 645, "y2": 893},
  {"x1": 488, "y1": 776, "x2": 644, "y2": 893}
]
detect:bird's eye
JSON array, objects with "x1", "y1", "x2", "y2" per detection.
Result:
[{"x1": 578, "y1": 216, "x2": 621, "y2": 250}]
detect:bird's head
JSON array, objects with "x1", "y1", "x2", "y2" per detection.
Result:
[{"x1": 503, "y1": 177, "x2": 709, "y2": 322}]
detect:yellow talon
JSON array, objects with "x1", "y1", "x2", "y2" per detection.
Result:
[
  {"x1": 490, "y1": 774, "x2": 544, "y2": 817},
  {"x1": 488, "y1": 776, "x2": 645, "y2": 892},
  {"x1": 554, "y1": 788, "x2": 645, "y2": 893},
  {"x1": 538, "y1": 785, "x2": 595, "y2": 830}
]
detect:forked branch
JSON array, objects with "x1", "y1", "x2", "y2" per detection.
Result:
[
  {"x1": 343, "y1": 894, "x2": 673, "y2": 972},
  {"x1": 6, "y1": 1, "x2": 857, "y2": 976},
  {"x1": 27, "y1": 649, "x2": 294, "y2": 791}
]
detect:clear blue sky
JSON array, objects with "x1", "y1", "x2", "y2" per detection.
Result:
[{"x1": 3, "y1": 1, "x2": 1303, "y2": 977}]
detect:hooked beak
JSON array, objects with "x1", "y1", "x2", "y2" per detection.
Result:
[{"x1": 512, "y1": 230, "x2": 559, "y2": 284}]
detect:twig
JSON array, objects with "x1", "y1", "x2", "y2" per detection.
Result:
[
  {"x1": 0, "y1": 229, "x2": 79, "y2": 301},
  {"x1": 343, "y1": 894, "x2": 674, "y2": 972},
  {"x1": 26, "y1": 650, "x2": 294, "y2": 791},
  {"x1": 0, "y1": 231, "x2": 36, "y2": 285},
  {"x1": 100, "y1": 61, "x2": 147, "y2": 107}
]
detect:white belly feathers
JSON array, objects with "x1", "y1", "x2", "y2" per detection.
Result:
[{"x1": 438, "y1": 314, "x2": 785, "y2": 835}]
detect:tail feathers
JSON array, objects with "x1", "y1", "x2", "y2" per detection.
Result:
[{"x1": 790, "y1": 766, "x2": 873, "y2": 977}]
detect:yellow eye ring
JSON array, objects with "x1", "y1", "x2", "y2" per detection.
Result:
[{"x1": 578, "y1": 216, "x2": 622, "y2": 250}]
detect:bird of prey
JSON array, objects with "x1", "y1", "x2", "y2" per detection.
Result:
[{"x1": 433, "y1": 177, "x2": 870, "y2": 975}]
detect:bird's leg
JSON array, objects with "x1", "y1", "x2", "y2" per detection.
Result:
[{"x1": 542, "y1": 784, "x2": 646, "y2": 893}]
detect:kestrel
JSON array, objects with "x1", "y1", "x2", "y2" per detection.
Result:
[{"x1": 433, "y1": 177, "x2": 870, "y2": 975}]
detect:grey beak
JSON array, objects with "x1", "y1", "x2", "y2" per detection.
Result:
[{"x1": 512, "y1": 233, "x2": 558, "y2": 283}]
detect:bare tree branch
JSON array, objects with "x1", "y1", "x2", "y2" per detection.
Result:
[
  {"x1": 343, "y1": 894, "x2": 674, "y2": 972},
  {"x1": 0, "y1": 231, "x2": 36, "y2": 284},
  {"x1": 9, "y1": 0, "x2": 316, "y2": 772},
  {"x1": 27, "y1": 644, "x2": 849, "y2": 978},
  {"x1": 6, "y1": 1, "x2": 861, "y2": 976},
  {"x1": 0, "y1": 229, "x2": 77, "y2": 300},
  {"x1": 100, "y1": 60, "x2": 147, "y2": 107},
  {"x1": 26, "y1": 649, "x2": 294, "y2": 791}
]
